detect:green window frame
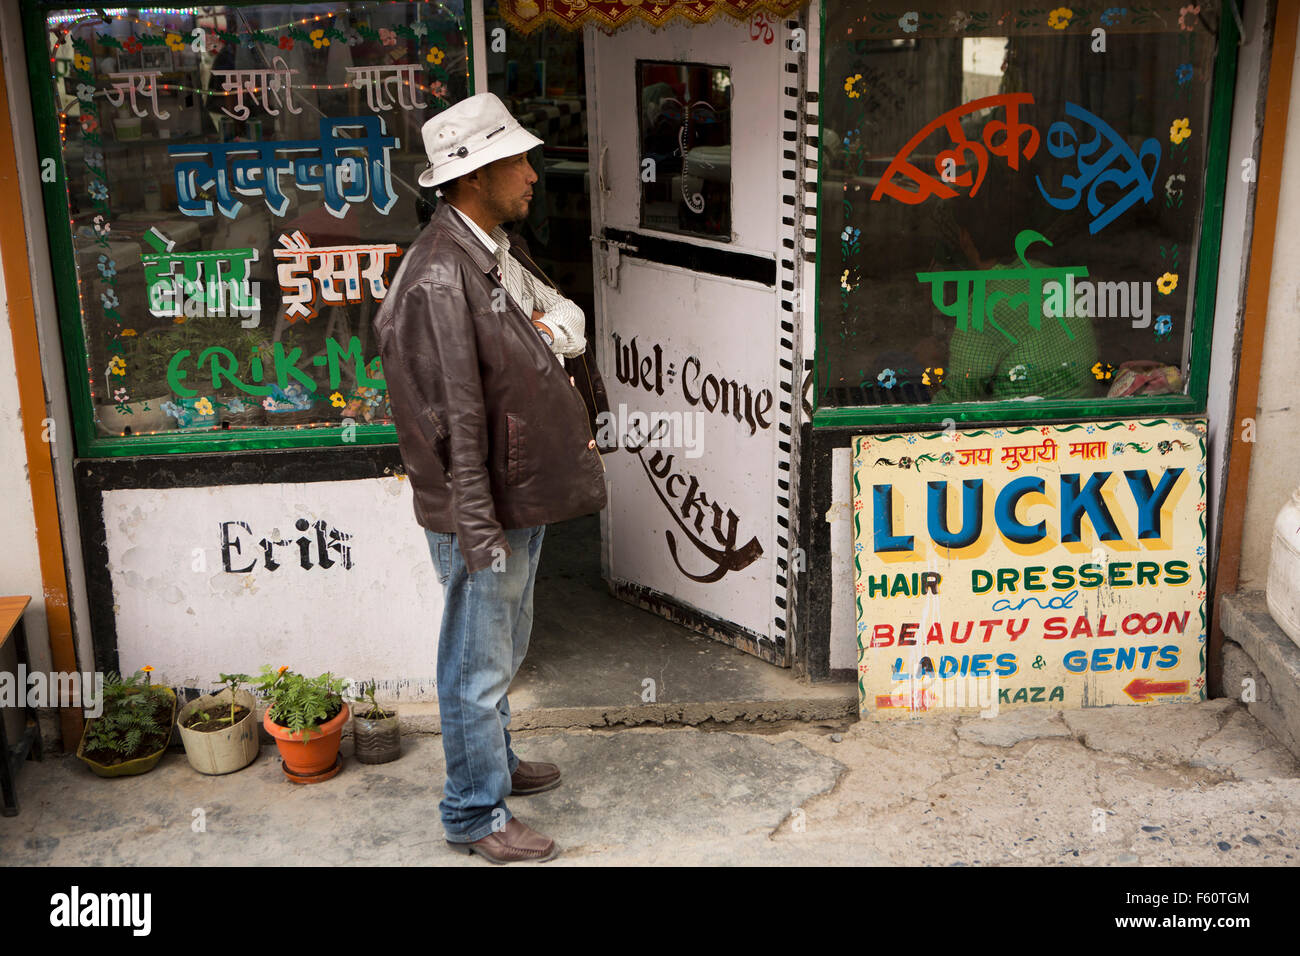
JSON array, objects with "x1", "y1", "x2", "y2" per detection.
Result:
[
  {"x1": 20, "y1": 0, "x2": 478, "y2": 458},
  {"x1": 811, "y1": 1, "x2": 1240, "y2": 429}
]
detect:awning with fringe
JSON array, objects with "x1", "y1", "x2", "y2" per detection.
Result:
[{"x1": 499, "y1": 0, "x2": 812, "y2": 35}]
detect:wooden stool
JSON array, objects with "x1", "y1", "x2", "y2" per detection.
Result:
[{"x1": 0, "y1": 596, "x2": 43, "y2": 816}]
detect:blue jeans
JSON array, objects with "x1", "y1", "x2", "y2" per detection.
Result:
[{"x1": 425, "y1": 524, "x2": 546, "y2": 843}]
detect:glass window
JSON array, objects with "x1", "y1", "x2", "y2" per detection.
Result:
[
  {"x1": 637, "y1": 60, "x2": 732, "y2": 240},
  {"x1": 36, "y1": 2, "x2": 467, "y2": 444},
  {"x1": 817, "y1": 1, "x2": 1225, "y2": 410},
  {"x1": 482, "y1": 0, "x2": 595, "y2": 331}
]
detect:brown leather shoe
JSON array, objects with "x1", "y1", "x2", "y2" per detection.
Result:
[
  {"x1": 510, "y1": 758, "x2": 561, "y2": 795},
  {"x1": 446, "y1": 816, "x2": 559, "y2": 863}
]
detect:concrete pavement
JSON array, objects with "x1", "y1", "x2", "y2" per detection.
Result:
[{"x1": 2, "y1": 698, "x2": 1297, "y2": 866}]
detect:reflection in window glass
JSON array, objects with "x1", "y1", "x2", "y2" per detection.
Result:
[
  {"x1": 482, "y1": 0, "x2": 595, "y2": 333},
  {"x1": 818, "y1": 2, "x2": 1220, "y2": 409},
  {"x1": 45, "y1": 3, "x2": 468, "y2": 438},
  {"x1": 638, "y1": 60, "x2": 732, "y2": 240}
]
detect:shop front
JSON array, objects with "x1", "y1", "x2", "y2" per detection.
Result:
[{"x1": 0, "y1": 0, "x2": 1258, "y2": 719}]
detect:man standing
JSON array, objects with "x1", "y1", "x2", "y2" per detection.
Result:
[{"x1": 373, "y1": 93, "x2": 607, "y2": 863}]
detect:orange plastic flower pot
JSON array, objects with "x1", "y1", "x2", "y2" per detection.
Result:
[{"x1": 263, "y1": 701, "x2": 349, "y2": 777}]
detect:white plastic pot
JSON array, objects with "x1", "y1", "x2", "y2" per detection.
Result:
[
  {"x1": 1266, "y1": 486, "x2": 1300, "y2": 649},
  {"x1": 177, "y1": 688, "x2": 260, "y2": 775}
]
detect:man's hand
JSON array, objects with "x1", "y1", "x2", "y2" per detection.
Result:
[{"x1": 531, "y1": 309, "x2": 554, "y2": 339}]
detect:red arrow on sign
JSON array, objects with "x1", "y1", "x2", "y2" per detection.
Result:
[{"x1": 1124, "y1": 678, "x2": 1190, "y2": 702}]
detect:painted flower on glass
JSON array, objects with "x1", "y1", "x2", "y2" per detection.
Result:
[
  {"x1": 412, "y1": 22, "x2": 429, "y2": 36},
  {"x1": 278, "y1": 35, "x2": 295, "y2": 50},
  {"x1": 379, "y1": 27, "x2": 397, "y2": 45},
  {"x1": 899, "y1": 11, "x2": 919, "y2": 32},
  {"x1": 346, "y1": 30, "x2": 363, "y2": 46},
  {"x1": 123, "y1": 36, "x2": 142, "y2": 55},
  {"x1": 843, "y1": 73, "x2": 863, "y2": 98},
  {"x1": 426, "y1": 46, "x2": 445, "y2": 65},
  {"x1": 1155, "y1": 314, "x2": 1173, "y2": 334},
  {"x1": 331, "y1": 391, "x2": 346, "y2": 408},
  {"x1": 1008, "y1": 363, "x2": 1027, "y2": 382},
  {"x1": 76, "y1": 82, "x2": 96, "y2": 101},
  {"x1": 92, "y1": 215, "x2": 110, "y2": 236},
  {"x1": 1178, "y1": 4, "x2": 1200, "y2": 30},
  {"x1": 429, "y1": 80, "x2": 449, "y2": 99},
  {"x1": 73, "y1": 53, "x2": 92, "y2": 71},
  {"x1": 1047, "y1": 7, "x2": 1073, "y2": 29},
  {"x1": 311, "y1": 29, "x2": 330, "y2": 48},
  {"x1": 85, "y1": 148, "x2": 104, "y2": 169},
  {"x1": 1176, "y1": 62, "x2": 1193, "y2": 85},
  {"x1": 114, "y1": 387, "x2": 128, "y2": 402},
  {"x1": 195, "y1": 397, "x2": 214, "y2": 416},
  {"x1": 840, "y1": 269, "x2": 853, "y2": 291},
  {"x1": 207, "y1": 35, "x2": 225, "y2": 55},
  {"x1": 164, "y1": 32, "x2": 184, "y2": 51},
  {"x1": 101, "y1": 289, "x2": 119, "y2": 310},
  {"x1": 841, "y1": 226, "x2": 860, "y2": 243},
  {"x1": 262, "y1": 396, "x2": 278, "y2": 410},
  {"x1": 108, "y1": 356, "x2": 126, "y2": 376},
  {"x1": 1169, "y1": 117, "x2": 1191, "y2": 144},
  {"x1": 80, "y1": 113, "x2": 99, "y2": 133},
  {"x1": 89, "y1": 180, "x2": 108, "y2": 201},
  {"x1": 877, "y1": 368, "x2": 897, "y2": 389},
  {"x1": 1100, "y1": 6, "x2": 1126, "y2": 25},
  {"x1": 226, "y1": 397, "x2": 246, "y2": 413},
  {"x1": 1157, "y1": 272, "x2": 1179, "y2": 295},
  {"x1": 97, "y1": 255, "x2": 116, "y2": 279},
  {"x1": 1091, "y1": 361, "x2": 1112, "y2": 380},
  {"x1": 120, "y1": 328, "x2": 136, "y2": 336},
  {"x1": 950, "y1": 10, "x2": 972, "y2": 30}
]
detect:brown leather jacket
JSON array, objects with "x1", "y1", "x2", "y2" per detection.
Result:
[{"x1": 373, "y1": 201, "x2": 607, "y2": 573}]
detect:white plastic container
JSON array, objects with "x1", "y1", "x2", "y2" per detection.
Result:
[{"x1": 1266, "y1": 486, "x2": 1300, "y2": 648}]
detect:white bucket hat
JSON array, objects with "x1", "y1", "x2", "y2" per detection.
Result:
[{"x1": 417, "y1": 92, "x2": 543, "y2": 188}]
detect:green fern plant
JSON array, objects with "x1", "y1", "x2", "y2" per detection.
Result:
[
  {"x1": 252, "y1": 666, "x2": 347, "y2": 740},
  {"x1": 82, "y1": 670, "x2": 170, "y2": 757}
]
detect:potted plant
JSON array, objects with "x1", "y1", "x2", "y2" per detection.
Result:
[
  {"x1": 254, "y1": 665, "x2": 349, "y2": 783},
  {"x1": 76, "y1": 667, "x2": 177, "y2": 778},
  {"x1": 350, "y1": 680, "x2": 400, "y2": 764},
  {"x1": 177, "y1": 672, "x2": 260, "y2": 775}
]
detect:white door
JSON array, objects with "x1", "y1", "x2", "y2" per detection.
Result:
[{"x1": 585, "y1": 13, "x2": 800, "y2": 665}]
